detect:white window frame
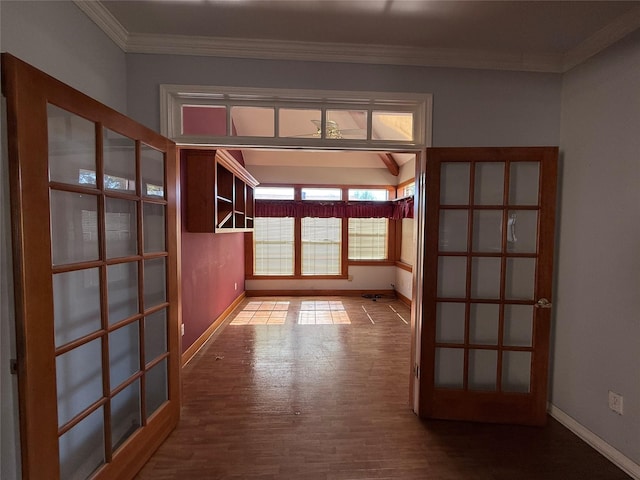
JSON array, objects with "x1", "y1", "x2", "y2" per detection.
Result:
[
  {"x1": 160, "y1": 85, "x2": 431, "y2": 151},
  {"x1": 348, "y1": 218, "x2": 389, "y2": 261}
]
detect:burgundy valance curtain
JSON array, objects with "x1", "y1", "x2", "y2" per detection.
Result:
[{"x1": 255, "y1": 197, "x2": 414, "y2": 220}]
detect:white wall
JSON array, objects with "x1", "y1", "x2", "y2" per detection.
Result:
[
  {"x1": 397, "y1": 157, "x2": 417, "y2": 186},
  {"x1": 394, "y1": 268, "x2": 413, "y2": 301},
  {"x1": 246, "y1": 265, "x2": 396, "y2": 292},
  {"x1": 553, "y1": 30, "x2": 640, "y2": 466},
  {"x1": 0, "y1": 2, "x2": 127, "y2": 478}
]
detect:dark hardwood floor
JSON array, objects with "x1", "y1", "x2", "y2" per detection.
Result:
[{"x1": 137, "y1": 296, "x2": 630, "y2": 480}]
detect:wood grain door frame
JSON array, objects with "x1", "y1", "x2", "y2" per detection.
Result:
[
  {"x1": 419, "y1": 146, "x2": 558, "y2": 426},
  {"x1": 2, "y1": 53, "x2": 182, "y2": 479}
]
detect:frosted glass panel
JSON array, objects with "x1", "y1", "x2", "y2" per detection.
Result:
[
  {"x1": 59, "y1": 406, "x2": 104, "y2": 480},
  {"x1": 506, "y1": 210, "x2": 538, "y2": 253},
  {"x1": 56, "y1": 338, "x2": 103, "y2": 427},
  {"x1": 144, "y1": 257, "x2": 166, "y2": 308},
  {"x1": 469, "y1": 349, "x2": 497, "y2": 391},
  {"x1": 145, "y1": 309, "x2": 167, "y2": 363},
  {"x1": 111, "y1": 380, "x2": 141, "y2": 452},
  {"x1": 105, "y1": 197, "x2": 137, "y2": 259},
  {"x1": 502, "y1": 351, "x2": 531, "y2": 393},
  {"x1": 107, "y1": 262, "x2": 139, "y2": 325},
  {"x1": 471, "y1": 257, "x2": 501, "y2": 299},
  {"x1": 504, "y1": 305, "x2": 534, "y2": 347},
  {"x1": 109, "y1": 322, "x2": 140, "y2": 390},
  {"x1": 436, "y1": 302, "x2": 465, "y2": 344},
  {"x1": 509, "y1": 162, "x2": 539, "y2": 205},
  {"x1": 469, "y1": 304, "x2": 499, "y2": 345},
  {"x1": 505, "y1": 258, "x2": 536, "y2": 300},
  {"x1": 143, "y1": 203, "x2": 166, "y2": 253},
  {"x1": 53, "y1": 268, "x2": 101, "y2": 347},
  {"x1": 439, "y1": 210, "x2": 468, "y2": 252},
  {"x1": 440, "y1": 163, "x2": 470, "y2": 205},
  {"x1": 435, "y1": 348, "x2": 464, "y2": 389},
  {"x1": 474, "y1": 162, "x2": 504, "y2": 205},
  {"x1": 103, "y1": 128, "x2": 136, "y2": 194},
  {"x1": 146, "y1": 358, "x2": 168, "y2": 418},
  {"x1": 141, "y1": 145, "x2": 164, "y2": 198},
  {"x1": 48, "y1": 104, "x2": 96, "y2": 186},
  {"x1": 472, "y1": 210, "x2": 502, "y2": 252},
  {"x1": 437, "y1": 256, "x2": 467, "y2": 298},
  {"x1": 50, "y1": 190, "x2": 99, "y2": 265}
]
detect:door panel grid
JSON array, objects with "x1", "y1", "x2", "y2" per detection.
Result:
[
  {"x1": 435, "y1": 158, "x2": 539, "y2": 393},
  {"x1": 49, "y1": 109, "x2": 171, "y2": 475},
  {"x1": 422, "y1": 147, "x2": 557, "y2": 426},
  {"x1": 3, "y1": 53, "x2": 179, "y2": 480}
]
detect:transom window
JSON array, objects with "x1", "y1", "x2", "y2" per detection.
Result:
[{"x1": 161, "y1": 85, "x2": 430, "y2": 149}]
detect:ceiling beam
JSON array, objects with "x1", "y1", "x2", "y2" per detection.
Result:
[{"x1": 380, "y1": 154, "x2": 400, "y2": 177}]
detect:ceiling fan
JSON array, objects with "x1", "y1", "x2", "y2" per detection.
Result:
[{"x1": 294, "y1": 119, "x2": 366, "y2": 139}]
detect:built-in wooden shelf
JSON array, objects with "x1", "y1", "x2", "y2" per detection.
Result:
[{"x1": 185, "y1": 149, "x2": 259, "y2": 233}]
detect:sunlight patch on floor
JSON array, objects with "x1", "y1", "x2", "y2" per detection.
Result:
[
  {"x1": 298, "y1": 300, "x2": 351, "y2": 325},
  {"x1": 230, "y1": 301, "x2": 290, "y2": 325}
]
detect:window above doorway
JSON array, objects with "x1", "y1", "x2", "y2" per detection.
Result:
[{"x1": 161, "y1": 85, "x2": 431, "y2": 150}]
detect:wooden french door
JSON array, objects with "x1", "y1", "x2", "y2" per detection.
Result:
[
  {"x1": 2, "y1": 54, "x2": 181, "y2": 479},
  {"x1": 420, "y1": 147, "x2": 557, "y2": 425}
]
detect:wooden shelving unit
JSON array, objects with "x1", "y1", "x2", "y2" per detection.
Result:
[{"x1": 185, "y1": 149, "x2": 258, "y2": 233}]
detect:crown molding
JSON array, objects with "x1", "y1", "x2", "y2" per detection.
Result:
[
  {"x1": 563, "y1": 5, "x2": 640, "y2": 71},
  {"x1": 126, "y1": 32, "x2": 564, "y2": 73},
  {"x1": 73, "y1": 0, "x2": 128, "y2": 51},
  {"x1": 75, "y1": 0, "x2": 640, "y2": 74}
]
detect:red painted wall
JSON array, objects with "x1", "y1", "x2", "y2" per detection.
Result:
[{"x1": 180, "y1": 153, "x2": 246, "y2": 351}]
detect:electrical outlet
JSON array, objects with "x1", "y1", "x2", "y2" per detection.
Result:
[
  {"x1": 181, "y1": 324, "x2": 185, "y2": 336},
  {"x1": 608, "y1": 390, "x2": 623, "y2": 415}
]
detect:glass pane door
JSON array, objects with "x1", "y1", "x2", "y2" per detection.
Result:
[
  {"x1": 422, "y1": 147, "x2": 557, "y2": 426},
  {"x1": 3, "y1": 53, "x2": 179, "y2": 480},
  {"x1": 50, "y1": 107, "x2": 172, "y2": 477}
]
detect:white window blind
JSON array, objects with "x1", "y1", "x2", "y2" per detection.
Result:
[
  {"x1": 400, "y1": 218, "x2": 414, "y2": 266},
  {"x1": 301, "y1": 218, "x2": 342, "y2": 275},
  {"x1": 254, "y1": 217, "x2": 294, "y2": 275},
  {"x1": 348, "y1": 218, "x2": 388, "y2": 260}
]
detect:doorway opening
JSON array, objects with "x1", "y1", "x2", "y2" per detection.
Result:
[{"x1": 162, "y1": 85, "x2": 431, "y2": 413}]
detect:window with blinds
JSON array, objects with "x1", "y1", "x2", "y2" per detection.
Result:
[
  {"x1": 301, "y1": 217, "x2": 342, "y2": 275},
  {"x1": 253, "y1": 217, "x2": 295, "y2": 275},
  {"x1": 400, "y1": 218, "x2": 414, "y2": 266},
  {"x1": 348, "y1": 218, "x2": 389, "y2": 260}
]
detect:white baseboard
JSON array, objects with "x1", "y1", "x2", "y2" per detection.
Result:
[{"x1": 548, "y1": 403, "x2": 640, "y2": 479}]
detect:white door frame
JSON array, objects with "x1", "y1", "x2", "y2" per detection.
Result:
[{"x1": 160, "y1": 85, "x2": 432, "y2": 413}]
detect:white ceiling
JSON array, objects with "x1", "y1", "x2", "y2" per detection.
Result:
[
  {"x1": 82, "y1": 1, "x2": 640, "y2": 72},
  {"x1": 76, "y1": 0, "x2": 640, "y2": 177},
  {"x1": 102, "y1": 1, "x2": 634, "y2": 54}
]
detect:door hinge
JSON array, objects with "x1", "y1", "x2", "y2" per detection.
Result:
[
  {"x1": 414, "y1": 363, "x2": 420, "y2": 379},
  {"x1": 10, "y1": 359, "x2": 18, "y2": 375}
]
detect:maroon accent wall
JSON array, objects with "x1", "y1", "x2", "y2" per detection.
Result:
[{"x1": 180, "y1": 153, "x2": 246, "y2": 351}]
